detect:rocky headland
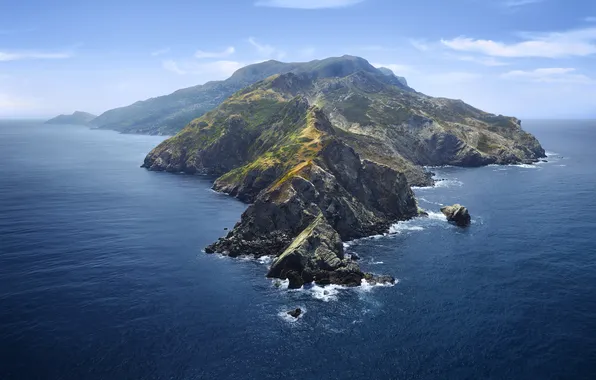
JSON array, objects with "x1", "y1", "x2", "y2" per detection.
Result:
[{"x1": 142, "y1": 55, "x2": 546, "y2": 287}]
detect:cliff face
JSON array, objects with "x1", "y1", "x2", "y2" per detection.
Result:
[
  {"x1": 142, "y1": 55, "x2": 546, "y2": 287},
  {"x1": 204, "y1": 118, "x2": 416, "y2": 286}
]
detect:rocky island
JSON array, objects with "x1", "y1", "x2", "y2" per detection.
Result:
[
  {"x1": 142, "y1": 55, "x2": 545, "y2": 287},
  {"x1": 45, "y1": 111, "x2": 97, "y2": 125}
]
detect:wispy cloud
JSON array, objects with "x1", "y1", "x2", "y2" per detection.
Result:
[
  {"x1": 194, "y1": 46, "x2": 235, "y2": 59},
  {"x1": 255, "y1": 0, "x2": 364, "y2": 9},
  {"x1": 501, "y1": 67, "x2": 595, "y2": 84},
  {"x1": 410, "y1": 39, "x2": 430, "y2": 52},
  {"x1": 0, "y1": 51, "x2": 72, "y2": 61},
  {"x1": 151, "y1": 48, "x2": 170, "y2": 57},
  {"x1": 585, "y1": 17, "x2": 596, "y2": 22},
  {"x1": 502, "y1": 0, "x2": 544, "y2": 7},
  {"x1": 441, "y1": 27, "x2": 596, "y2": 58},
  {"x1": 248, "y1": 37, "x2": 286, "y2": 59},
  {"x1": 162, "y1": 59, "x2": 243, "y2": 78},
  {"x1": 456, "y1": 55, "x2": 509, "y2": 66}
]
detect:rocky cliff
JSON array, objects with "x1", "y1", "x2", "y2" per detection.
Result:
[{"x1": 142, "y1": 55, "x2": 546, "y2": 287}]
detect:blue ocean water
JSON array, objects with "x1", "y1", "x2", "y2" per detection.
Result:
[{"x1": 0, "y1": 120, "x2": 595, "y2": 380}]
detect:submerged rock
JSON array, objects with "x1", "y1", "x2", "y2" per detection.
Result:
[
  {"x1": 364, "y1": 273, "x2": 396, "y2": 285},
  {"x1": 287, "y1": 308, "x2": 302, "y2": 318},
  {"x1": 440, "y1": 204, "x2": 471, "y2": 227}
]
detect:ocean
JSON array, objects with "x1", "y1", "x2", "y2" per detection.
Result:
[{"x1": 0, "y1": 120, "x2": 595, "y2": 379}]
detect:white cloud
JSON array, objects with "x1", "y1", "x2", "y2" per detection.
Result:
[
  {"x1": 162, "y1": 60, "x2": 244, "y2": 78},
  {"x1": 372, "y1": 63, "x2": 416, "y2": 75},
  {"x1": 503, "y1": 0, "x2": 543, "y2": 7},
  {"x1": 162, "y1": 60, "x2": 187, "y2": 75},
  {"x1": 255, "y1": 0, "x2": 363, "y2": 9},
  {"x1": 410, "y1": 39, "x2": 430, "y2": 52},
  {"x1": 194, "y1": 46, "x2": 235, "y2": 59},
  {"x1": 441, "y1": 27, "x2": 596, "y2": 58},
  {"x1": 248, "y1": 37, "x2": 286, "y2": 59},
  {"x1": 457, "y1": 55, "x2": 509, "y2": 66},
  {"x1": 0, "y1": 51, "x2": 72, "y2": 61},
  {"x1": 501, "y1": 67, "x2": 595, "y2": 84},
  {"x1": 151, "y1": 48, "x2": 170, "y2": 57}
]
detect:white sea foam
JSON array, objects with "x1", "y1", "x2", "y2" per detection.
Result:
[
  {"x1": 257, "y1": 256, "x2": 273, "y2": 265},
  {"x1": 418, "y1": 197, "x2": 444, "y2": 206},
  {"x1": 358, "y1": 278, "x2": 398, "y2": 292},
  {"x1": 426, "y1": 211, "x2": 447, "y2": 221},
  {"x1": 271, "y1": 278, "x2": 289, "y2": 289},
  {"x1": 309, "y1": 284, "x2": 343, "y2": 302},
  {"x1": 343, "y1": 241, "x2": 355, "y2": 249},
  {"x1": 512, "y1": 163, "x2": 539, "y2": 169},
  {"x1": 388, "y1": 223, "x2": 425, "y2": 234},
  {"x1": 545, "y1": 151, "x2": 559, "y2": 157},
  {"x1": 370, "y1": 260, "x2": 384, "y2": 265},
  {"x1": 434, "y1": 179, "x2": 464, "y2": 188}
]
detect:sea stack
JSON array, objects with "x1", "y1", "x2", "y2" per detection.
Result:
[{"x1": 440, "y1": 204, "x2": 472, "y2": 227}]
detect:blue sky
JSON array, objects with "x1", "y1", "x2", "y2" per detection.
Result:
[{"x1": 1, "y1": 0, "x2": 595, "y2": 118}]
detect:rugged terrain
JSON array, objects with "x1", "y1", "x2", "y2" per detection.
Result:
[
  {"x1": 142, "y1": 55, "x2": 546, "y2": 287},
  {"x1": 45, "y1": 111, "x2": 97, "y2": 125}
]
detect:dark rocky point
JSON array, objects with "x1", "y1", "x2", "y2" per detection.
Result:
[{"x1": 287, "y1": 308, "x2": 302, "y2": 318}]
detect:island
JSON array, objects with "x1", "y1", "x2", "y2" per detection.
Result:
[
  {"x1": 142, "y1": 55, "x2": 546, "y2": 287},
  {"x1": 45, "y1": 111, "x2": 97, "y2": 125}
]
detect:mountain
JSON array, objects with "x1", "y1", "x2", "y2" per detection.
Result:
[
  {"x1": 90, "y1": 56, "x2": 412, "y2": 136},
  {"x1": 89, "y1": 61, "x2": 303, "y2": 135},
  {"x1": 142, "y1": 55, "x2": 545, "y2": 287},
  {"x1": 377, "y1": 67, "x2": 408, "y2": 87},
  {"x1": 45, "y1": 111, "x2": 97, "y2": 125}
]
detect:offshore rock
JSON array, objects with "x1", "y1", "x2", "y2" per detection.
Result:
[{"x1": 440, "y1": 204, "x2": 471, "y2": 227}]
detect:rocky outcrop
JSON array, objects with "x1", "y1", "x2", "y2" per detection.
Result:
[
  {"x1": 205, "y1": 138, "x2": 417, "y2": 286},
  {"x1": 287, "y1": 308, "x2": 302, "y2": 318},
  {"x1": 440, "y1": 204, "x2": 471, "y2": 227}
]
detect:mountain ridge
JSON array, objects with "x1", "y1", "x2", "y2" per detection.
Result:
[{"x1": 89, "y1": 56, "x2": 411, "y2": 135}]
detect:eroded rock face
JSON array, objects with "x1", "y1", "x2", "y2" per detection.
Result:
[
  {"x1": 440, "y1": 204, "x2": 471, "y2": 227},
  {"x1": 206, "y1": 139, "x2": 416, "y2": 286}
]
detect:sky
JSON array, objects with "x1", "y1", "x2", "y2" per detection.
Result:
[{"x1": 1, "y1": 0, "x2": 595, "y2": 119}]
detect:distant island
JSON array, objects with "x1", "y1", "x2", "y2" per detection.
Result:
[
  {"x1": 45, "y1": 111, "x2": 97, "y2": 125},
  {"x1": 141, "y1": 55, "x2": 546, "y2": 289}
]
